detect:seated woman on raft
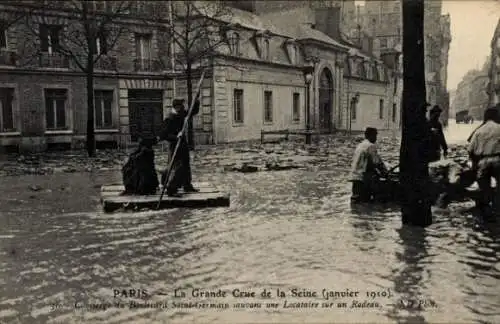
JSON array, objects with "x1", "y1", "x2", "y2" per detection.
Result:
[{"x1": 122, "y1": 137, "x2": 160, "y2": 195}]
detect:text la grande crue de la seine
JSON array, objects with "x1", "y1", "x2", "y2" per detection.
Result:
[{"x1": 173, "y1": 288, "x2": 392, "y2": 300}]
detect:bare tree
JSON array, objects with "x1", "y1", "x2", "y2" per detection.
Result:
[
  {"x1": 152, "y1": 1, "x2": 234, "y2": 149},
  {"x1": 0, "y1": 2, "x2": 31, "y2": 28},
  {"x1": 400, "y1": 0, "x2": 432, "y2": 227},
  {"x1": 19, "y1": 1, "x2": 133, "y2": 157}
]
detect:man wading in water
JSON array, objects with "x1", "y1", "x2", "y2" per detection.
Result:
[
  {"x1": 349, "y1": 127, "x2": 389, "y2": 203},
  {"x1": 467, "y1": 106, "x2": 500, "y2": 217},
  {"x1": 158, "y1": 97, "x2": 201, "y2": 197}
]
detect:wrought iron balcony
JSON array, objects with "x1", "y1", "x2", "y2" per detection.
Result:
[
  {"x1": 133, "y1": 58, "x2": 163, "y2": 72},
  {"x1": 39, "y1": 53, "x2": 70, "y2": 68},
  {"x1": 0, "y1": 50, "x2": 18, "y2": 66},
  {"x1": 95, "y1": 56, "x2": 118, "y2": 71}
]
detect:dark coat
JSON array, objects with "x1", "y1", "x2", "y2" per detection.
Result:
[
  {"x1": 158, "y1": 100, "x2": 200, "y2": 192},
  {"x1": 426, "y1": 119, "x2": 448, "y2": 162},
  {"x1": 122, "y1": 145, "x2": 159, "y2": 195},
  {"x1": 158, "y1": 99, "x2": 200, "y2": 145}
]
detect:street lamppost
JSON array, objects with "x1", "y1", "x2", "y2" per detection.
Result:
[
  {"x1": 303, "y1": 65, "x2": 315, "y2": 144},
  {"x1": 349, "y1": 92, "x2": 360, "y2": 134}
]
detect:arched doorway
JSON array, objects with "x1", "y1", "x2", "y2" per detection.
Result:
[{"x1": 319, "y1": 68, "x2": 334, "y2": 131}]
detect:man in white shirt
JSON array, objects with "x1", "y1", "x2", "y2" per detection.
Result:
[
  {"x1": 468, "y1": 106, "x2": 500, "y2": 215},
  {"x1": 350, "y1": 127, "x2": 389, "y2": 202}
]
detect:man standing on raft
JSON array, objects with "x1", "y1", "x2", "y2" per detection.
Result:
[{"x1": 158, "y1": 96, "x2": 201, "y2": 197}]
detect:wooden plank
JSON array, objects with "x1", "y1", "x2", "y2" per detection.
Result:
[
  {"x1": 104, "y1": 192, "x2": 226, "y2": 204},
  {"x1": 101, "y1": 191, "x2": 230, "y2": 213},
  {"x1": 100, "y1": 186, "x2": 221, "y2": 197},
  {"x1": 101, "y1": 182, "x2": 215, "y2": 193}
]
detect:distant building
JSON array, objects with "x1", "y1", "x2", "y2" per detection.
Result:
[
  {"x1": 352, "y1": 0, "x2": 451, "y2": 125},
  {"x1": 452, "y1": 68, "x2": 489, "y2": 121},
  {"x1": 487, "y1": 18, "x2": 500, "y2": 108},
  {"x1": 0, "y1": 0, "x2": 401, "y2": 152},
  {"x1": 226, "y1": 0, "x2": 402, "y2": 133}
]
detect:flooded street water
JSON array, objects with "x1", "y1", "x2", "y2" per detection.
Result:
[{"x1": 0, "y1": 122, "x2": 499, "y2": 324}]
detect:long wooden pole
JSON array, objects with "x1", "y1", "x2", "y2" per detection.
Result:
[{"x1": 156, "y1": 69, "x2": 206, "y2": 209}]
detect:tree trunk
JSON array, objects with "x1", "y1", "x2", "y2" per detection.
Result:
[
  {"x1": 400, "y1": 0, "x2": 433, "y2": 227},
  {"x1": 186, "y1": 61, "x2": 195, "y2": 150},
  {"x1": 86, "y1": 65, "x2": 96, "y2": 157}
]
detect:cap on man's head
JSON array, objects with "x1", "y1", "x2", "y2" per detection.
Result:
[
  {"x1": 172, "y1": 98, "x2": 185, "y2": 108},
  {"x1": 430, "y1": 105, "x2": 442, "y2": 114},
  {"x1": 484, "y1": 107, "x2": 499, "y2": 121},
  {"x1": 365, "y1": 127, "x2": 378, "y2": 137}
]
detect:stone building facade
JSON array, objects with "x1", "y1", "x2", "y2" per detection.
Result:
[
  {"x1": 0, "y1": 1, "x2": 217, "y2": 151},
  {"x1": 452, "y1": 69, "x2": 489, "y2": 121},
  {"x1": 0, "y1": 1, "x2": 401, "y2": 152},
  {"x1": 355, "y1": 0, "x2": 451, "y2": 125},
  {"x1": 487, "y1": 18, "x2": 500, "y2": 108},
  {"x1": 226, "y1": 1, "x2": 402, "y2": 133}
]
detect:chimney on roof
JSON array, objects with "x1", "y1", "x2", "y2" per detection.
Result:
[{"x1": 314, "y1": 6, "x2": 342, "y2": 40}]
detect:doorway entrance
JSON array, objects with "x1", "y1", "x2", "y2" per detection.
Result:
[
  {"x1": 318, "y1": 68, "x2": 334, "y2": 132},
  {"x1": 128, "y1": 89, "x2": 163, "y2": 142}
]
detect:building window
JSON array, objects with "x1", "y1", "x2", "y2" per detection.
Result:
[
  {"x1": 288, "y1": 44, "x2": 298, "y2": 64},
  {"x1": 393, "y1": 76, "x2": 398, "y2": 95},
  {"x1": 229, "y1": 32, "x2": 240, "y2": 56},
  {"x1": 135, "y1": 33, "x2": 152, "y2": 65},
  {"x1": 351, "y1": 100, "x2": 356, "y2": 120},
  {"x1": 0, "y1": 22, "x2": 7, "y2": 49},
  {"x1": 263, "y1": 90, "x2": 273, "y2": 123},
  {"x1": 233, "y1": 89, "x2": 243, "y2": 124},
  {"x1": 0, "y1": 88, "x2": 15, "y2": 132},
  {"x1": 372, "y1": 66, "x2": 380, "y2": 81},
  {"x1": 392, "y1": 103, "x2": 397, "y2": 122},
  {"x1": 91, "y1": 1, "x2": 107, "y2": 11},
  {"x1": 40, "y1": 25, "x2": 61, "y2": 54},
  {"x1": 292, "y1": 92, "x2": 300, "y2": 122},
  {"x1": 45, "y1": 89, "x2": 68, "y2": 130},
  {"x1": 344, "y1": 58, "x2": 351, "y2": 76},
  {"x1": 380, "y1": 38, "x2": 387, "y2": 48},
  {"x1": 263, "y1": 39, "x2": 270, "y2": 60},
  {"x1": 93, "y1": 32, "x2": 108, "y2": 55},
  {"x1": 379, "y1": 99, "x2": 384, "y2": 119},
  {"x1": 94, "y1": 90, "x2": 113, "y2": 128},
  {"x1": 357, "y1": 62, "x2": 366, "y2": 78}
]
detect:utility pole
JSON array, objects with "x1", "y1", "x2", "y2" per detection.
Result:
[{"x1": 399, "y1": 0, "x2": 433, "y2": 227}]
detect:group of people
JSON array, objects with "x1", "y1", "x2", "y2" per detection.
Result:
[
  {"x1": 122, "y1": 94, "x2": 500, "y2": 215},
  {"x1": 122, "y1": 96, "x2": 201, "y2": 198},
  {"x1": 350, "y1": 104, "x2": 448, "y2": 203},
  {"x1": 349, "y1": 101, "x2": 500, "y2": 216}
]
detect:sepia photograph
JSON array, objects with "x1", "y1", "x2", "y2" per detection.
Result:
[{"x1": 0, "y1": 0, "x2": 499, "y2": 323}]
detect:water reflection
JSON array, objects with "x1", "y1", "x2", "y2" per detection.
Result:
[
  {"x1": 387, "y1": 226, "x2": 430, "y2": 324},
  {"x1": 459, "y1": 217, "x2": 500, "y2": 320}
]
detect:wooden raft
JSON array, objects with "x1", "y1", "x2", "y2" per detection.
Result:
[{"x1": 100, "y1": 182, "x2": 230, "y2": 213}]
